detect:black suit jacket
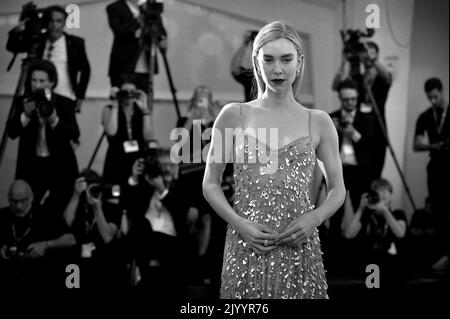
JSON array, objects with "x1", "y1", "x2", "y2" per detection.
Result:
[
  {"x1": 7, "y1": 94, "x2": 80, "y2": 183},
  {"x1": 121, "y1": 178, "x2": 188, "y2": 239},
  {"x1": 330, "y1": 109, "x2": 377, "y2": 170},
  {"x1": 7, "y1": 31, "x2": 91, "y2": 100},
  {"x1": 106, "y1": 0, "x2": 166, "y2": 81}
]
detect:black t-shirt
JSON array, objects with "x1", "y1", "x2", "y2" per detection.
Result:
[
  {"x1": 415, "y1": 106, "x2": 450, "y2": 159},
  {"x1": 356, "y1": 209, "x2": 407, "y2": 257},
  {"x1": 71, "y1": 195, "x2": 122, "y2": 257},
  {"x1": 0, "y1": 205, "x2": 71, "y2": 257}
]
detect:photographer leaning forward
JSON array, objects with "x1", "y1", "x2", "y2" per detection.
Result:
[
  {"x1": 102, "y1": 74, "x2": 153, "y2": 188},
  {"x1": 0, "y1": 180, "x2": 76, "y2": 290},
  {"x1": 343, "y1": 178, "x2": 407, "y2": 286},
  {"x1": 414, "y1": 78, "x2": 449, "y2": 271},
  {"x1": 62, "y1": 170, "x2": 127, "y2": 289},
  {"x1": 332, "y1": 41, "x2": 392, "y2": 179},
  {"x1": 106, "y1": 0, "x2": 167, "y2": 92},
  {"x1": 7, "y1": 60, "x2": 80, "y2": 214},
  {"x1": 7, "y1": 4, "x2": 91, "y2": 113}
]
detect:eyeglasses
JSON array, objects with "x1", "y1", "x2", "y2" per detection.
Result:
[{"x1": 341, "y1": 97, "x2": 357, "y2": 102}]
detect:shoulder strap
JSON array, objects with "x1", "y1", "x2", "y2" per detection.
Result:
[{"x1": 308, "y1": 109, "x2": 312, "y2": 137}]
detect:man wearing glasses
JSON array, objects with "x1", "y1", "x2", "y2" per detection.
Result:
[{"x1": 7, "y1": 5, "x2": 91, "y2": 114}]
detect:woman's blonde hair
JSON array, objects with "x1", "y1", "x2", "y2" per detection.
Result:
[{"x1": 252, "y1": 21, "x2": 305, "y2": 100}]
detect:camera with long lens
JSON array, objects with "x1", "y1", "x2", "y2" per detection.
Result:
[
  {"x1": 15, "y1": 2, "x2": 48, "y2": 57},
  {"x1": 80, "y1": 170, "x2": 120, "y2": 200},
  {"x1": 366, "y1": 190, "x2": 380, "y2": 206},
  {"x1": 116, "y1": 89, "x2": 140, "y2": 100},
  {"x1": 340, "y1": 28, "x2": 375, "y2": 75},
  {"x1": 26, "y1": 88, "x2": 54, "y2": 117},
  {"x1": 4, "y1": 245, "x2": 26, "y2": 259},
  {"x1": 142, "y1": 149, "x2": 162, "y2": 179}
]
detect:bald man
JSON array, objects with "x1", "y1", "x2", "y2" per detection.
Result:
[{"x1": 0, "y1": 180, "x2": 76, "y2": 288}]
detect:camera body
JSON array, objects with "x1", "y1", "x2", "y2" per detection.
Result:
[
  {"x1": 340, "y1": 28, "x2": 375, "y2": 75},
  {"x1": 26, "y1": 88, "x2": 54, "y2": 117},
  {"x1": 338, "y1": 116, "x2": 351, "y2": 129},
  {"x1": 143, "y1": 149, "x2": 163, "y2": 179},
  {"x1": 16, "y1": 2, "x2": 48, "y2": 56},
  {"x1": 366, "y1": 190, "x2": 380, "y2": 206},
  {"x1": 116, "y1": 89, "x2": 140, "y2": 100},
  {"x1": 4, "y1": 245, "x2": 26, "y2": 259},
  {"x1": 80, "y1": 171, "x2": 120, "y2": 200}
]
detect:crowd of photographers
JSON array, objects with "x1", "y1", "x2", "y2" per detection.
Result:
[{"x1": 0, "y1": 1, "x2": 448, "y2": 292}]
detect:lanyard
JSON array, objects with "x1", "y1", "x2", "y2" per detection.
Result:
[
  {"x1": 12, "y1": 217, "x2": 32, "y2": 244},
  {"x1": 432, "y1": 104, "x2": 448, "y2": 135}
]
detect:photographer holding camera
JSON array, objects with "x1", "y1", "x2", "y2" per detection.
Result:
[
  {"x1": 102, "y1": 74, "x2": 152, "y2": 187},
  {"x1": 0, "y1": 180, "x2": 76, "y2": 289},
  {"x1": 7, "y1": 4, "x2": 91, "y2": 113},
  {"x1": 414, "y1": 78, "x2": 449, "y2": 271},
  {"x1": 343, "y1": 178, "x2": 407, "y2": 284},
  {"x1": 7, "y1": 59, "x2": 80, "y2": 213},
  {"x1": 122, "y1": 147, "x2": 188, "y2": 294},
  {"x1": 106, "y1": 0, "x2": 167, "y2": 91},
  {"x1": 330, "y1": 80, "x2": 377, "y2": 212},
  {"x1": 62, "y1": 169, "x2": 126, "y2": 289},
  {"x1": 332, "y1": 40, "x2": 392, "y2": 178}
]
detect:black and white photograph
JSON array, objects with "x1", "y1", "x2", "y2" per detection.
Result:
[{"x1": 0, "y1": 0, "x2": 447, "y2": 315}]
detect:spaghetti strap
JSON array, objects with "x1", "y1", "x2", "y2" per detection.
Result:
[{"x1": 308, "y1": 110, "x2": 312, "y2": 137}]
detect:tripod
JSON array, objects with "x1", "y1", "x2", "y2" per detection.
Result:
[
  {"x1": 87, "y1": 2, "x2": 180, "y2": 169},
  {"x1": 363, "y1": 80, "x2": 418, "y2": 212},
  {"x1": 0, "y1": 57, "x2": 35, "y2": 170}
]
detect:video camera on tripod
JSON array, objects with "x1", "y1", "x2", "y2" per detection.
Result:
[
  {"x1": 12, "y1": 2, "x2": 49, "y2": 57},
  {"x1": 340, "y1": 28, "x2": 375, "y2": 76},
  {"x1": 138, "y1": 0, "x2": 166, "y2": 46}
]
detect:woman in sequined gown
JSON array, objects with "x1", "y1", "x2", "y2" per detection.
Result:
[{"x1": 203, "y1": 21, "x2": 346, "y2": 299}]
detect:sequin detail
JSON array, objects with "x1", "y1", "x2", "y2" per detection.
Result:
[{"x1": 220, "y1": 135, "x2": 328, "y2": 299}]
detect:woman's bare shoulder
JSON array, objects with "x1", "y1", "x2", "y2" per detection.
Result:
[
  {"x1": 215, "y1": 102, "x2": 242, "y2": 128},
  {"x1": 310, "y1": 108, "x2": 333, "y2": 126}
]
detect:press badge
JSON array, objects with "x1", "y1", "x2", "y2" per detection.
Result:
[
  {"x1": 81, "y1": 242, "x2": 96, "y2": 258},
  {"x1": 123, "y1": 140, "x2": 139, "y2": 153}
]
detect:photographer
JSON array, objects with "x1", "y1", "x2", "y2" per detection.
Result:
[
  {"x1": 102, "y1": 74, "x2": 152, "y2": 187},
  {"x1": 7, "y1": 59, "x2": 80, "y2": 213},
  {"x1": 230, "y1": 30, "x2": 258, "y2": 102},
  {"x1": 330, "y1": 80, "x2": 377, "y2": 212},
  {"x1": 344, "y1": 178, "x2": 407, "y2": 284},
  {"x1": 62, "y1": 170, "x2": 126, "y2": 289},
  {"x1": 7, "y1": 4, "x2": 91, "y2": 113},
  {"x1": 0, "y1": 180, "x2": 75, "y2": 289},
  {"x1": 122, "y1": 148, "x2": 188, "y2": 294},
  {"x1": 413, "y1": 78, "x2": 449, "y2": 271},
  {"x1": 332, "y1": 41, "x2": 392, "y2": 178},
  {"x1": 106, "y1": 0, "x2": 167, "y2": 91},
  {"x1": 176, "y1": 86, "x2": 227, "y2": 286}
]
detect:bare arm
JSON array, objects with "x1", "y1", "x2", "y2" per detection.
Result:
[
  {"x1": 102, "y1": 104, "x2": 119, "y2": 136},
  {"x1": 413, "y1": 134, "x2": 441, "y2": 152},
  {"x1": 202, "y1": 103, "x2": 243, "y2": 228},
  {"x1": 313, "y1": 111, "x2": 347, "y2": 224}
]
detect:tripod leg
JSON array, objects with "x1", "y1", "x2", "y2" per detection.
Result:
[
  {"x1": 364, "y1": 83, "x2": 417, "y2": 212},
  {"x1": 0, "y1": 58, "x2": 32, "y2": 169},
  {"x1": 159, "y1": 48, "x2": 181, "y2": 119}
]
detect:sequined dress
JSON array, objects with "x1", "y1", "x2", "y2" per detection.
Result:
[{"x1": 220, "y1": 120, "x2": 328, "y2": 299}]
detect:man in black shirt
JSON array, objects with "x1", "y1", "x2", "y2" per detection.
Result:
[
  {"x1": 414, "y1": 77, "x2": 449, "y2": 271},
  {"x1": 344, "y1": 178, "x2": 407, "y2": 285},
  {"x1": 0, "y1": 180, "x2": 76, "y2": 289}
]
